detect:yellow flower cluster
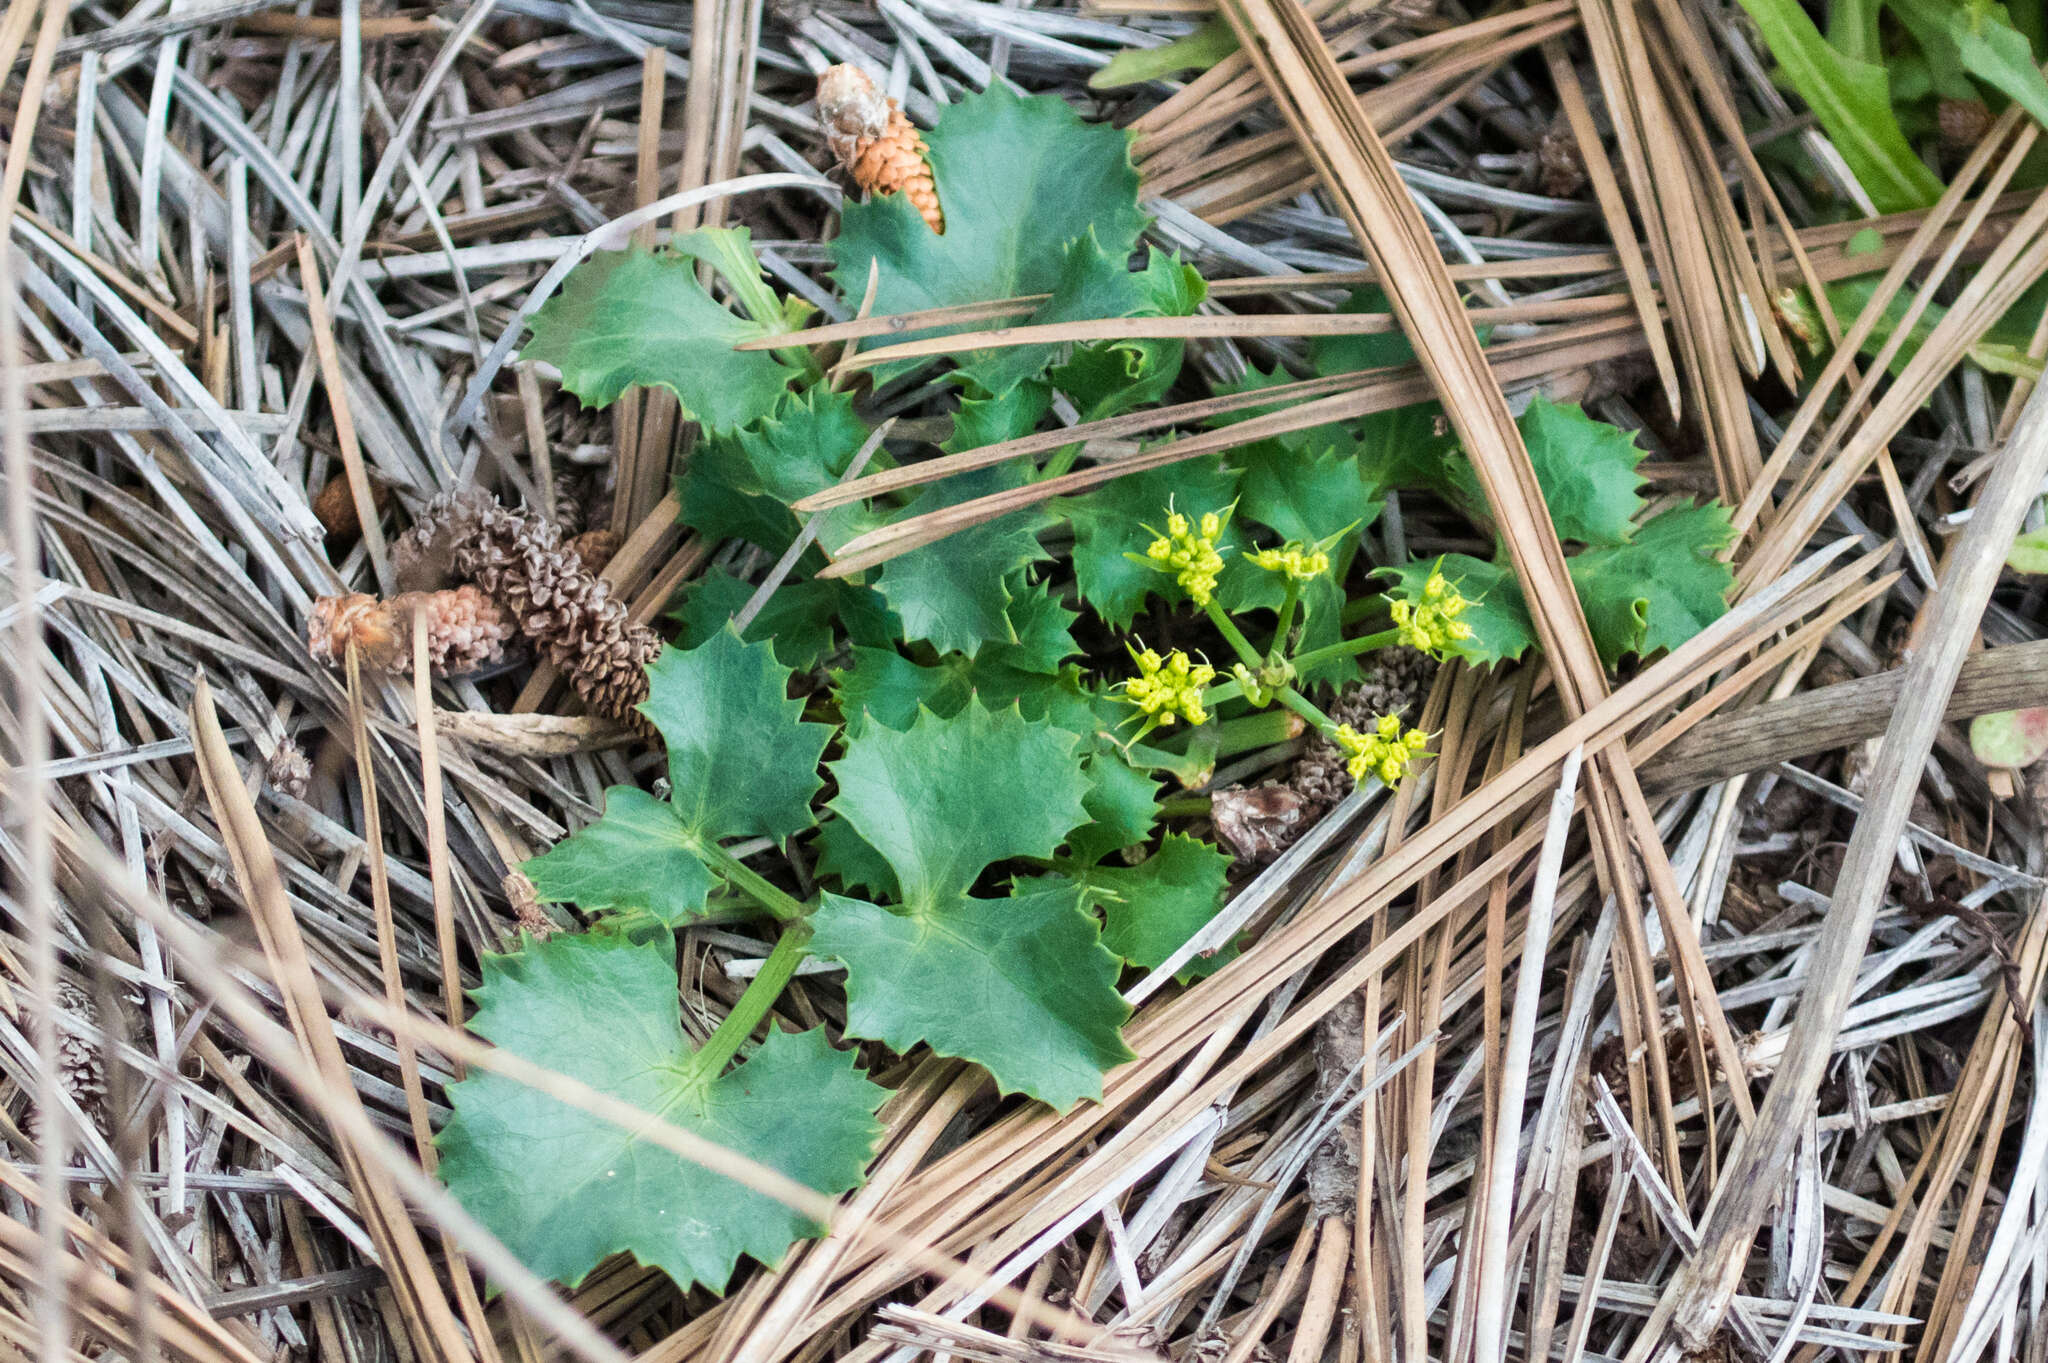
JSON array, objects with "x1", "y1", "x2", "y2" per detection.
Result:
[
  {"x1": 1144, "y1": 508, "x2": 1228, "y2": 606},
  {"x1": 1390, "y1": 567, "x2": 1473, "y2": 657},
  {"x1": 1246, "y1": 541, "x2": 1329, "y2": 583},
  {"x1": 1120, "y1": 646, "x2": 1215, "y2": 728},
  {"x1": 1334, "y1": 714, "x2": 1430, "y2": 787}
]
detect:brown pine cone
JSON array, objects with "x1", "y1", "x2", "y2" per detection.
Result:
[
  {"x1": 393, "y1": 487, "x2": 497, "y2": 592},
  {"x1": 436, "y1": 494, "x2": 661, "y2": 722},
  {"x1": 817, "y1": 64, "x2": 943, "y2": 234},
  {"x1": 1537, "y1": 110, "x2": 1586, "y2": 199}
]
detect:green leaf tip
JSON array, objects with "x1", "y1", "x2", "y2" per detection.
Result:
[{"x1": 520, "y1": 245, "x2": 803, "y2": 430}]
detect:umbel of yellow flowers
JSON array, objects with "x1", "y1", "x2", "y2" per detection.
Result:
[
  {"x1": 1390, "y1": 566, "x2": 1473, "y2": 658},
  {"x1": 1334, "y1": 714, "x2": 1430, "y2": 787},
  {"x1": 1246, "y1": 541, "x2": 1330, "y2": 583},
  {"x1": 1144, "y1": 508, "x2": 1228, "y2": 606},
  {"x1": 1120, "y1": 646, "x2": 1215, "y2": 728}
]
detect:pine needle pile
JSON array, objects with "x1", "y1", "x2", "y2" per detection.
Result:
[{"x1": 5, "y1": 1, "x2": 2048, "y2": 1363}]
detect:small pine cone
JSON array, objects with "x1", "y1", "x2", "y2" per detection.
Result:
[
  {"x1": 565, "y1": 528, "x2": 621, "y2": 577},
  {"x1": 1537, "y1": 111, "x2": 1586, "y2": 199},
  {"x1": 1939, "y1": 98, "x2": 1993, "y2": 150},
  {"x1": 267, "y1": 742, "x2": 313, "y2": 800},
  {"x1": 307, "y1": 587, "x2": 513, "y2": 675},
  {"x1": 441, "y1": 494, "x2": 661, "y2": 722},
  {"x1": 817, "y1": 65, "x2": 943, "y2": 234},
  {"x1": 405, "y1": 586, "x2": 517, "y2": 673},
  {"x1": 23, "y1": 981, "x2": 108, "y2": 1143}
]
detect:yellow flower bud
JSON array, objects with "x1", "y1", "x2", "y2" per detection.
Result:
[
  {"x1": 1119, "y1": 644, "x2": 1215, "y2": 730},
  {"x1": 1139, "y1": 502, "x2": 1231, "y2": 607},
  {"x1": 1388, "y1": 562, "x2": 1478, "y2": 660},
  {"x1": 1332, "y1": 714, "x2": 1431, "y2": 788}
]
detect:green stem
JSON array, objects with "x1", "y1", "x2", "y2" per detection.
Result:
[
  {"x1": 1038, "y1": 441, "x2": 1085, "y2": 481},
  {"x1": 1269, "y1": 581, "x2": 1300, "y2": 659},
  {"x1": 691, "y1": 923, "x2": 812, "y2": 1075},
  {"x1": 1159, "y1": 795, "x2": 1212, "y2": 818},
  {"x1": 1213, "y1": 707, "x2": 1304, "y2": 757},
  {"x1": 1203, "y1": 599, "x2": 1266, "y2": 670},
  {"x1": 1274, "y1": 684, "x2": 1335, "y2": 736},
  {"x1": 691, "y1": 837, "x2": 810, "y2": 923},
  {"x1": 1289, "y1": 628, "x2": 1403, "y2": 676}
]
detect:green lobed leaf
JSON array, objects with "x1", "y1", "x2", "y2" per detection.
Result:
[
  {"x1": 810, "y1": 817, "x2": 900, "y2": 900},
  {"x1": 1733, "y1": 0, "x2": 1943, "y2": 212},
  {"x1": 671, "y1": 226, "x2": 802, "y2": 333},
  {"x1": 1066, "y1": 751, "x2": 1162, "y2": 866},
  {"x1": 1086, "y1": 833, "x2": 1234, "y2": 977},
  {"x1": 874, "y1": 466, "x2": 1048, "y2": 658},
  {"x1": 643, "y1": 630, "x2": 833, "y2": 846},
  {"x1": 809, "y1": 879, "x2": 1133, "y2": 1110},
  {"x1": 1513, "y1": 396, "x2": 1646, "y2": 547},
  {"x1": 960, "y1": 232, "x2": 1156, "y2": 399},
  {"x1": 1049, "y1": 250, "x2": 1207, "y2": 422},
  {"x1": 670, "y1": 569, "x2": 894, "y2": 672},
  {"x1": 1228, "y1": 441, "x2": 1382, "y2": 547},
  {"x1": 522, "y1": 247, "x2": 802, "y2": 430},
  {"x1": 437, "y1": 931, "x2": 885, "y2": 1292},
  {"x1": 1567, "y1": 504, "x2": 1737, "y2": 665},
  {"x1": 678, "y1": 385, "x2": 882, "y2": 554},
  {"x1": 827, "y1": 698, "x2": 1091, "y2": 907},
  {"x1": 1309, "y1": 287, "x2": 1421, "y2": 376},
  {"x1": 524, "y1": 787, "x2": 714, "y2": 926},
  {"x1": 829, "y1": 85, "x2": 1146, "y2": 372},
  {"x1": 947, "y1": 380, "x2": 1053, "y2": 451},
  {"x1": 528, "y1": 631, "x2": 830, "y2": 924},
  {"x1": 991, "y1": 577, "x2": 1082, "y2": 675}
]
